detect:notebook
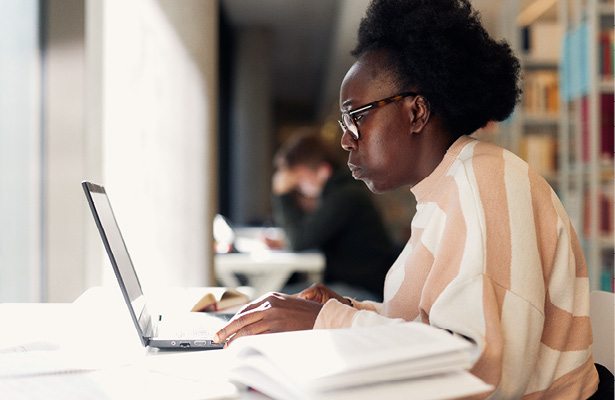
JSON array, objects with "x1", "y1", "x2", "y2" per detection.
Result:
[{"x1": 82, "y1": 181, "x2": 230, "y2": 350}]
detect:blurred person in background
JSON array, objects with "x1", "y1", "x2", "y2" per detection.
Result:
[{"x1": 269, "y1": 129, "x2": 397, "y2": 301}]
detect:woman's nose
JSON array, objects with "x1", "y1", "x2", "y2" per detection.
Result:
[{"x1": 340, "y1": 130, "x2": 356, "y2": 152}]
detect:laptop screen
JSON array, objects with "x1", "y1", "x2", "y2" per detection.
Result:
[{"x1": 82, "y1": 182, "x2": 151, "y2": 343}]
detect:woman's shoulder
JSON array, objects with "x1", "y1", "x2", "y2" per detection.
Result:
[
  {"x1": 451, "y1": 138, "x2": 555, "y2": 205},
  {"x1": 453, "y1": 139, "x2": 535, "y2": 181}
]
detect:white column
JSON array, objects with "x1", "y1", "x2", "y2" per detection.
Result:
[{"x1": 0, "y1": 0, "x2": 42, "y2": 302}]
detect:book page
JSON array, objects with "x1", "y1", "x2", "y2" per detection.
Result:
[
  {"x1": 231, "y1": 361, "x2": 490, "y2": 400},
  {"x1": 230, "y1": 322, "x2": 475, "y2": 388}
]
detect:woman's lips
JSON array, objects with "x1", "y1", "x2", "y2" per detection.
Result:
[{"x1": 348, "y1": 163, "x2": 362, "y2": 179}]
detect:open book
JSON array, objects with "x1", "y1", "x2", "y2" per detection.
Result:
[
  {"x1": 190, "y1": 288, "x2": 249, "y2": 312},
  {"x1": 228, "y1": 322, "x2": 492, "y2": 400}
]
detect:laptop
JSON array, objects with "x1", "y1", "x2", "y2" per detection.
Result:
[{"x1": 82, "y1": 181, "x2": 231, "y2": 350}]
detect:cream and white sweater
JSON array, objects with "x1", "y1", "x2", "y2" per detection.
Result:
[{"x1": 313, "y1": 135, "x2": 599, "y2": 399}]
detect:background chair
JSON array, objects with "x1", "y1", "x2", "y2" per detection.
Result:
[{"x1": 590, "y1": 290, "x2": 614, "y2": 374}]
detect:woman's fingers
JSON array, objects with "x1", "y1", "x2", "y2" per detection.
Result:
[
  {"x1": 296, "y1": 286, "x2": 318, "y2": 301},
  {"x1": 214, "y1": 292, "x2": 324, "y2": 346},
  {"x1": 228, "y1": 292, "x2": 282, "y2": 322},
  {"x1": 296, "y1": 283, "x2": 345, "y2": 305},
  {"x1": 214, "y1": 301, "x2": 271, "y2": 343},
  {"x1": 223, "y1": 320, "x2": 271, "y2": 347}
]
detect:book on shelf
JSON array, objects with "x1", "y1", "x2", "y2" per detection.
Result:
[
  {"x1": 600, "y1": 249, "x2": 614, "y2": 292},
  {"x1": 228, "y1": 322, "x2": 492, "y2": 400},
  {"x1": 523, "y1": 70, "x2": 560, "y2": 116},
  {"x1": 599, "y1": 93, "x2": 614, "y2": 164},
  {"x1": 582, "y1": 182, "x2": 614, "y2": 240},
  {"x1": 519, "y1": 134, "x2": 558, "y2": 178},
  {"x1": 560, "y1": 24, "x2": 591, "y2": 101},
  {"x1": 599, "y1": 29, "x2": 614, "y2": 79},
  {"x1": 522, "y1": 22, "x2": 562, "y2": 63},
  {"x1": 599, "y1": 181, "x2": 614, "y2": 239},
  {"x1": 581, "y1": 95, "x2": 590, "y2": 162},
  {"x1": 580, "y1": 94, "x2": 614, "y2": 164}
]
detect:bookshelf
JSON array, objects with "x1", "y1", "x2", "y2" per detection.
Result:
[
  {"x1": 497, "y1": 0, "x2": 614, "y2": 292},
  {"x1": 558, "y1": 0, "x2": 614, "y2": 292},
  {"x1": 496, "y1": 0, "x2": 562, "y2": 186}
]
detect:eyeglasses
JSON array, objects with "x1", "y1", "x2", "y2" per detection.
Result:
[{"x1": 338, "y1": 92, "x2": 418, "y2": 140}]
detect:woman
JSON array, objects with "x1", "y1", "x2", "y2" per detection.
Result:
[{"x1": 215, "y1": 0, "x2": 602, "y2": 398}]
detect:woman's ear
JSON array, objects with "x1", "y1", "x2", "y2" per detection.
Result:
[{"x1": 407, "y1": 95, "x2": 430, "y2": 134}]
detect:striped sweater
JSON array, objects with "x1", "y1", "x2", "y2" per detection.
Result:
[{"x1": 314, "y1": 135, "x2": 599, "y2": 399}]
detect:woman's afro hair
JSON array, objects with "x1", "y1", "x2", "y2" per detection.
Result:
[{"x1": 352, "y1": 0, "x2": 522, "y2": 137}]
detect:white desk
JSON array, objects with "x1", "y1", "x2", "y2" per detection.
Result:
[
  {"x1": 215, "y1": 251, "x2": 325, "y2": 297},
  {"x1": 0, "y1": 287, "x2": 263, "y2": 400},
  {"x1": 0, "y1": 287, "x2": 488, "y2": 400}
]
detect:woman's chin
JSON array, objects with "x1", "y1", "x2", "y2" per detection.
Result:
[
  {"x1": 363, "y1": 178, "x2": 401, "y2": 194},
  {"x1": 363, "y1": 179, "x2": 386, "y2": 194}
]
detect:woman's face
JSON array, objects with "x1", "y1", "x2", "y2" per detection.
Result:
[{"x1": 339, "y1": 52, "x2": 419, "y2": 193}]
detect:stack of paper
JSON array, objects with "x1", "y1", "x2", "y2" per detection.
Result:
[{"x1": 228, "y1": 322, "x2": 491, "y2": 400}]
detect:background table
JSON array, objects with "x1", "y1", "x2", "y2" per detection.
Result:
[{"x1": 215, "y1": 251, "x2": 325, "y2": 297}]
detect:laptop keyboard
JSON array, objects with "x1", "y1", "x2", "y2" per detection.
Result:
[
  {"x1": 155, "y1": 324, "x2": 213, "y2": 339},
  {"x1": 153, "y1": 313, "x2": 226, "y2": 339}
]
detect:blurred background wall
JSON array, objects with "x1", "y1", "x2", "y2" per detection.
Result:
[{"x1": 0, "y1": 0, "x2": 219, "y2": 302}]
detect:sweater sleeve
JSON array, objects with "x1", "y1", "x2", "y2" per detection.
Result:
[
  {"x1": 314, "y1": 299, "x2": 405, "y2": 329},
  {"x1": 346, "y1": 298, "x2": 381, "y2": 313},
  {"x1": 313, "y1": 299, "x2": 358, "y2": 329}
]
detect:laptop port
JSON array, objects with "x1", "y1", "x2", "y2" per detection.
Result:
[{"x1": 179, "y1": 342, "x2": 190, "y2": 348}]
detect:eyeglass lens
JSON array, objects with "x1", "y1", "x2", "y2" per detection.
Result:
[{"x1": 342, "y1": 113, "x2": 360, "y2": 139}]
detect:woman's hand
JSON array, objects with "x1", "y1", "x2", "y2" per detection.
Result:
[
  {"x1": 295, "y1": 283, "x2": 352, "y2": 306},
  {"x1": 213, "y1": 292, "x2": 323, "y2": 347}
]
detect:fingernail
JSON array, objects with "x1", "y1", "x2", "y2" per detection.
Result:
[{"x1": 213, "y1": 333, "x2": 220, "y2": 343}]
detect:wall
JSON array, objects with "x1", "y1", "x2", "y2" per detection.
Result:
[
  {"x1": 44, "y1": 0, "x2": 88, "y2": 303},
  {"x1": 0, "y1": 0, "x2": 42, "y2": 302},
  {"x1": 85, "y1": 0, "x2": 219, "y2": 294},
  {"x1": 0, "y1": 0, "x2": 220, "y2": 303}
]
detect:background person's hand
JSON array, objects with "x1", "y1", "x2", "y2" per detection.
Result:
[
  {"x1": 294, "y1": 283, "x2": 351, "y2": 306},
  {"x1": 262, "y1": 236, "x2": 286, "y2": 249},
  {"x1": 213, "y1": 292, "x2": 323, "y2": 347},
  {"x1": 272, "y1": 167, "x2": 298, "y2": 195}
]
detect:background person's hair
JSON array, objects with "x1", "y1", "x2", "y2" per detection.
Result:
[
  {"x1": 352, "y1": 0, "x2": 522, "y2": 137},
  {"x1": 275, "y1": 129, "x2": 341, "y2": 170}
]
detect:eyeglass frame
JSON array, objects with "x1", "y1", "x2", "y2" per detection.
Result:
[{"x1": 338, "y1": 92, "x2": 419, "y2": 140}]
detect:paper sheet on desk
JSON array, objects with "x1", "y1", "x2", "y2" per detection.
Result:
[
  {"x1": 0, "y1": 350, "x2": 240, "y2": 400},
  {"x1": 0, "y1": 365, "x2": 239, "y2": 400},
  {"x1": 0, "y1": 373, "x2": 110, "y2": 399},
  {"x1": 0, "y1": 351, "x2": 100, "y2": 378}
]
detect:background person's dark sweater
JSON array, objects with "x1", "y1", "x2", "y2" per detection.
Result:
[{"x1": 273, "y1": 168, "x2": 396, "y2": 299}]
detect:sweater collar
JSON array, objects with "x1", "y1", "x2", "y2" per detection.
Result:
[{"x1": 410, "y1": 135, "x2": 475, "y2": 202}]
